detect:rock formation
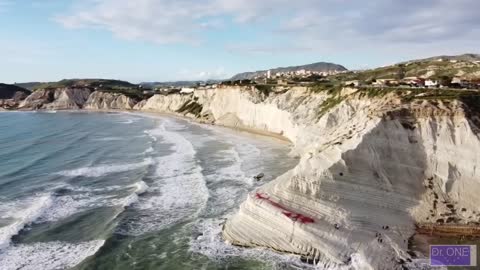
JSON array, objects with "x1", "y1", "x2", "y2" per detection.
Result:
[
  {"x1": 17, "y1": 88, "x2": 137, "y2": 111},
  {"x1": 134, "y1": 86, "x2": 480, "y2": 269},
  {"x1": 0, "y1": 83, "x2": 31, "y2": 110},
  {"x1": 19, "y1": 87, "x2": 92, "y2": 110},
  {"x1": 84, "y1": 91, "x2": 137, "y2": 110}
]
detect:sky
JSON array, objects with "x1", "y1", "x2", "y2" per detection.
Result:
[{"x1": 0, "y1": 0, "x2": 479, "y2": 83}]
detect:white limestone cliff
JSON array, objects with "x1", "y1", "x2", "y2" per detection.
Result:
[
  {"x1": 135, "y1": 86, "x2": 480, "y2": 269},
  {"x1": 84, "y1": 91, "x2": 137, "y2": 110},
  {"x1": 18, "y1": 89, "x2": 136, "y2": 111},
  {"x1": 19, "y1": 88, "x2": 92, "y2": 110}
]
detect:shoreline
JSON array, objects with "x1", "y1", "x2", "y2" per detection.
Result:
[{"x1": 22, "y1": 108, "x2": 294, "y2": 145}]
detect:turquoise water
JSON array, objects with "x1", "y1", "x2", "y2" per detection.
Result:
[{"x1": 0, "y1": 111, "x2": 304, "y2": 269}]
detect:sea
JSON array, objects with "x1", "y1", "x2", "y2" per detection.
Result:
[{"x1": 0, "y1": 111, "x2": 309, "y2": 270}]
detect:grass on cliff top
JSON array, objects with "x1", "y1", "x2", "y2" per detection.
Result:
[
  {"x1": 34, "y1": 79, "x2": 137, "y2": 91},
  {"x1": 308, "y1": 81, "x2": 346, "y2": 116},
  {"x1": 330, "y1": 60, "x2": 480, "y2": 82},
  {"x1": 32, "y1": 79, "x2": 146, "y2": 100},
  {"x1": 308, "y1": 82, "x2": 480, "y2": 118}
]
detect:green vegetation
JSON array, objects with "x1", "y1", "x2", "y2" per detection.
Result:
[
  {"x1": 330, "y1": 59, "x2": 480, "y2": 83},
  {"x1": 176, "y1": 101, "x2": 203, "y2": 116},
  {"x1": 309, "y1": 81, "x2": 343, "y2": 95},
  {"x1": 33, "y1": 79, "x2": 137, "y2": 91},
  {"x1": 255, "y1": 85, "x2": 275, "y2": 96},
  {"x1": 31, "y1": 79, "x2": 146, "y2": 100}
]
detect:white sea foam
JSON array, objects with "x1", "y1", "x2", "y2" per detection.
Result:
[
  {"x1": 122, "y1": 119, "x2": 209, "y2": 235},
  {"x1": 120, "y1": 119, "x2": 134, "y2": 124},
  {"x1": 144, "y1": 130, "x2": 158, "y2": 142},
  {"x1": 131, "y1": 181, "x2": 149, "y2": 195},
  {"x1": 38, "y1": 192, "x2": 107, "y2": 223},
  {"x1": 56, "y1": 158, "x2": 154, "y2": 177},
  {"x1": 112, "y1": 181, "x2": 150, "y2": 208},
  {"x1": 143, "y1": 146, "x2": 154, "y2": 154},
  {"x1": 0, "y1": 195, "x2": 53, "y2": 250},
  {"x1": 0, "y1": 240, "x2": 105, "y2": 270}
]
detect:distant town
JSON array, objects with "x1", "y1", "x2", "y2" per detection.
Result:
[{"x1": 145, "y1": 64, "x2": 480, "y2": 96}]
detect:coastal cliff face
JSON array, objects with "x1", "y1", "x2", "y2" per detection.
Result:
[
  {"x1": 84, "y1": 91, "x2": 137, "y2": 110},
  {"x1": 135, "y1": 87, "x2": 480, "y2": 269},
  {"x1": 19, "y1": 88, "x2": 92, "y2": 110},
  {"x1": 18, "y1": 88, "x2": 136, "y2": 110}
]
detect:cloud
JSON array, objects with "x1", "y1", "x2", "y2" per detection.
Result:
[
  {"x1": 177, "y1": 67, "x2": 230, "y2": 80},
  {"x1": 56, "y1": 0, "x2": 480, "y2": 55}
]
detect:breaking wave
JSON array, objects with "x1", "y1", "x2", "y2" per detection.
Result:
[
  {"x1": 0, "y1": 195, "x2": 53, "y2": 250},
  {"x1": 56, "y1": 158, "x2": 154, "y2": 177},
  {"x1": 0, "y1": 240, "x2": 105, "y2": 270}
]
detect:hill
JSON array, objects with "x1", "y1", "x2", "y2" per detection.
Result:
[
  {"x1": 332, "y1": 54, "x2": 480, "y2": 83},
  {"x1": 32, "y1": 79, "x2": 138, "y2": 90},
  {"x1": 0, "y1": 83, "x2": 31, "y2": 100},
  {"x1": 141, "y1": 80, "x2": 222, "y2": 88},
  {"x1": 231, "y1": 62, "x2": 348, "y2": 80},
  {"x1": 405, "y1": 53, "x2": 480, "y2": 64},
  {"x1": 14, "y1": 82, "x2": 44, "y2": 91}
]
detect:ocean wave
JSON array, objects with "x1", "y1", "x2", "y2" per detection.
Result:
[
  {"x1": 38, "y1": 194, "x2": 97, "y2": 223},
  {"x1": 56, "y1": 158, "x2": 154, "y2": 178},
  {"x1": 0, "y1": 240, "x2": 105, "y2": 270},
  {"x1": 0, "y1": 195, "x2": 53, "y2": 250},
  {"x1": 111, "y1": 181, "x2": 150, "y2": 208},
  {"x1": 143, "y1": 146, "x2": 154, "y2": 154},
  {"x1": 131, "y1": 181, "x2": 149, "y2": 195},
  {"x1": 118, "y1": 119, "x2": 209, "y2": 235}
]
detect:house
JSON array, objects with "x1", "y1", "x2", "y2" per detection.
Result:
[
  {"x1": 451, "y1": 77, "x2": 470, "y2": 88},
  {"x1": 180, "y1": 87, "x2": 195, "y2": 94},
  {"x1": 425, "y1": 80, "x2": 439, "y2": 88},
  {"x1": 344, "y1": 80, "x2": 360, "y2": 87}
]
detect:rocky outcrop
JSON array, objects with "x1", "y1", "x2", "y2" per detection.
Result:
[
  {"x1": 135, "y1": 86, "x2": 480, "y2": 269},
  {"x1": 19, "y1": 88, "x2": 92, "y2": 110},
  {"x1": 84, "y1": 91, "x2": 137, "y2": 110},
  {"x1": 0, "y1": 84, "x2": 31, "y2": 110},
  {"x1": 17, "y1": 88, "x2": 137, "y2": 111}
]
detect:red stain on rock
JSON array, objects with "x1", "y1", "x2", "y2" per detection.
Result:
[{"x1": 255, "y1": 192, "x2": 314, "y2": 224}]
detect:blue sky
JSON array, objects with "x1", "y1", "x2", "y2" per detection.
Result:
[{"x1": 1, "y1": 0, "x2": 479, "y2": 83}]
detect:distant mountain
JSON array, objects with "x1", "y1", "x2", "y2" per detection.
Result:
[
  {"x1": 141, "y1": 80, "x2": 222, "y2": 88},
  {"x1": 231, "y1": 62, "x2": 348, "y2": 80},
  {"x1": 0, "y1": 83, "x2": 31, "y2": 99}
]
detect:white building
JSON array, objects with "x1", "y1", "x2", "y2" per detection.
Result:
[
  {"x1": 180, "y1": 87, "x2": 195, "y2": 94},
  {"x1": 425, "y1": 80, "x2": 438, "y2": 88},
  {"x1": 267, "y1": 70, "x2": 272, "y2": 79}
]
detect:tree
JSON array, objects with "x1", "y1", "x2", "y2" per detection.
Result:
[
  {"x1": 439, "y1": 75, "x2": 452, "y2": 87},
  {"x1": 396, "y1": 64, "x2": 406, "y2": 80}
]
